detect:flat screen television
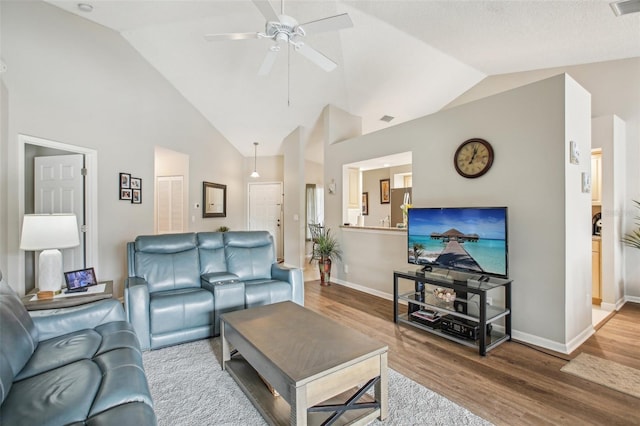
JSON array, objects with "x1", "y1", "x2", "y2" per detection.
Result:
[{"x1": 407, "y1": 207, "x2": 508, "y2": 279}]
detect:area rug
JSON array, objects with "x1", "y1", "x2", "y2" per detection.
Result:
[
  {"x1": 142, "y1": 338, "x2": 492, "y2": 425},
  {"x1": 561, "y1": 352, "x2": 640, "y2": 399}
]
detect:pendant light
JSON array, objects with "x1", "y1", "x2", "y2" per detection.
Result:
[{"x1": 250, "y1": 142, "x2": 260, "y2": 178}]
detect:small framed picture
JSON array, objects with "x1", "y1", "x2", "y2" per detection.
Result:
[
  {"x1": 120, "y1": 188, "x2": 132, "y2": 200},
  {"x1": 132, "y1": 189, "x2": 142, "y2": 204},
  {"x1": 380, "y1": 178, "x2": 390, "y2": 204},
  {"x1": 120, "y1": 173, "x2": 131, "y2": 189},
  {"x1": 131, "y1": 177, "x2": 141, "y2": 190},
  {"x1": 362, "y1": 192, "x2": 369, "y2": 215}
]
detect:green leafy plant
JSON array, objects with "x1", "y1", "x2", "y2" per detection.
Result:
[
  {"x1": 313, "y1": 228, "x2": 343, "y2": 262},
  {"x1": 216, "y1": 226, "x2": 230, "y2": 232},
  {"x1": 622, "y1": 200, "x2": 640, "y2": 249}
]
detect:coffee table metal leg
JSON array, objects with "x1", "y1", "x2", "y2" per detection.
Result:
[
  {"x1": 221, "y1": 320, "x2": 230, "y2": 371},
  {"x1": 291, "y1": 384, "x2": 307, "y2": 425},
  {"x1": 377, "y1": 352, "x2": 388, "y2": 420}
]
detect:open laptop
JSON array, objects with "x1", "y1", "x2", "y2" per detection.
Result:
[{"x1": 64, "y1": 267, "x2": 98, "y2": 293}]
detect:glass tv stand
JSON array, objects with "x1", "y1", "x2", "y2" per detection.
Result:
[{"x1": 393, "y1": 269, "x2": 511, "y2": 356}]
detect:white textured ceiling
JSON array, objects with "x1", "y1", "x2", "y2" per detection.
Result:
[{"x1": 45, "y1": 0, "x2": 640, "y2": 158}]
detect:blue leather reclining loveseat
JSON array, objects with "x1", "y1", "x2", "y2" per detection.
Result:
[
  {"x1": 125, "y1": 231, "x2": 303, "y2": 351},
  {"x1": 0, "y1": 272, "x2": 156, "y2": 426}
]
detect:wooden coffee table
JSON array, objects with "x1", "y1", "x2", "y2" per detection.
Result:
[{"x1": 221, "y1": 301, "x2": 388, "y2": 426}]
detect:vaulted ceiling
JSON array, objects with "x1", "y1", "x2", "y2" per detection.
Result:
[{"x1": 45, "y1": 0, "x2": 640, "y2": 157}]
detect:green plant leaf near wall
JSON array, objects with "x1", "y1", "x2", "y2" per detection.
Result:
[{"x1": 622, "y1": 200, "x2": 640, "y2": 249}]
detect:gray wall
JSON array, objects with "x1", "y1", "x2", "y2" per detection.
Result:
[
  {"x1": 1, "y1": 1, "x2": 245, "y2": 296},
  {"x1": 448, "y1": 58, "x2": 640, "y2": 301},
  {"x1": 324, "y1": 74, "x2": 593, "y2": 352}
]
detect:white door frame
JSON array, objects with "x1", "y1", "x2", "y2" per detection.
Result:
[{"x1": 18, "y1": 134, "x2": 98, "y2": 296}]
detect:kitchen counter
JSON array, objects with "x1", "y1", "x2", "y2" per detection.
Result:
[{"x1": 340, "y1": 225, "x2": 407, "y2": 232}]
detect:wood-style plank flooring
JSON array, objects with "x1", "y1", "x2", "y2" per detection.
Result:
[{"x1": 303, "y1": 280, "x2": 640, "y2": 426}]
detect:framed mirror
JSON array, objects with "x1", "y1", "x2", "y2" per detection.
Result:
[{"x1": 203, "y1": 182, "x2": 226, "y2": 218}]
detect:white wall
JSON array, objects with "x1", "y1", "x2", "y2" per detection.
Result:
[
  {"x1": 283, "y1": 128, "x2": 305, "y2": 268},
  {"x1": 324, "y1": 74, "x2": 593, "y2": 352},
  {"x1": 448, "y1": 58, "x2": 640, "y2": 300},
  {"x1": 1, "y1": 1, "x2": 245, "y2": 296},
  {"x1": 593, "y1": 115, "x2": 627, "y2": 310}
]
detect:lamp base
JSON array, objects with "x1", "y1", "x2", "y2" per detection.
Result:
[{"x1": 38, "y1": 249, "x2": 63, "y2": 293}]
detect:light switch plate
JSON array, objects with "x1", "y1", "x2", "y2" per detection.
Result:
[
  {"x1": 582, "y1": 172, "x2": 591, "y2": 193},
  {"x1": 570, "y1": 140, "x2": 580, "y2": 165}
]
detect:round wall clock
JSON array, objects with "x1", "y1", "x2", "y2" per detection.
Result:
[{"x1": 454, "y1": 138, "x2": 494, "y2": 178}]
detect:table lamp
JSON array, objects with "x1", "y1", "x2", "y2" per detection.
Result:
[{"x1": 20, "y1": 214, "x2": 80, "y2": 293}]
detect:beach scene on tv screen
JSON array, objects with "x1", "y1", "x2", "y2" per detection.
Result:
[{"x1": 408, "y1": 208, "x2": 507, "y2": 277}]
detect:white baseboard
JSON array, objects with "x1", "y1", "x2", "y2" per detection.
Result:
[
  {"x1": 625, "y1": 295, "x2": 640, "y2": 304},
  {"x1": 332, "y1": 278, "x2": 394, "y2": 301}
]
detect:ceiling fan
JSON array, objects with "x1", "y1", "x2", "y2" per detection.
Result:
[{"x1": 204, "y1": 0, "x2": 353, "y2": 75}]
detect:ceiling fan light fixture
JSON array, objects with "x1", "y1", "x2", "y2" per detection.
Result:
[
  {"x1": 610, "y1": 0, "x2": 640, "y2": 16},
  {"x1": 251, "y1": 142, "x2": 260, "y2": 178}
]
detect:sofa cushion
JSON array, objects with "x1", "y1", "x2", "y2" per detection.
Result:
[
  {"x1": 1, "y1": 347, "x2": 153, "y2": 426},
  {"x1": 244, "y1": 279, "x2": 292, "y2": 308},
  {"x1": 198, "y1": 232, "x2": 228, "y2": 275},
  {"x1": 135, "y1": 233, "x2": 197, "y2": 254},
  {"x1": 224, "y1": 231, "x2": 275, "y2": 280},
  {"x1": 135, "y1": 248, "x2": 201, "y2": 293},
  {"x1": 149, "y1": 288, "x2": 214, "y2": 335},
  {"x1": 1, "y1": 359, "x2": 102, "y2": 425},
  {"x1": 0, "y1": 280, "x2": 39, "y2": 402},
  {"x1": 14, "y1": 321, "x2": 140, "y2": 381}
]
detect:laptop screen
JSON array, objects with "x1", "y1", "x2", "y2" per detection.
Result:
[{"x1": 64, "y1": 267, "x2": 98, "y2": 290}]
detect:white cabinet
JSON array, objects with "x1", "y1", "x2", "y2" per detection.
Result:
[{"x1": 591, "y1": 151, "x2": 602, "y2": 206}]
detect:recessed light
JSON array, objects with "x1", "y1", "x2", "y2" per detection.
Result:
[
  {"x1": 77, "y1": 3, "x2": 94, "y2": 13},
  {"x1": 380, "y1": 115, "x2": 395, "y2": 123},
  {"x1": 610, "y1": 0, "x2": 640, "y2": 16}
]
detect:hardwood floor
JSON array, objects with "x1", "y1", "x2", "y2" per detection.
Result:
[{"x1": 303, "y1": 280, "x2": 640, "y2": 426}]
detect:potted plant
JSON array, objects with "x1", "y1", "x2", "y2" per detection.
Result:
[{"x1": 313, "y1": 227, "x2": 342, "y2": 286}]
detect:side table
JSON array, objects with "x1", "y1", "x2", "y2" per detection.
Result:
[{"x1": 21, "y1": 281, "x2": 114, "y2": 311}]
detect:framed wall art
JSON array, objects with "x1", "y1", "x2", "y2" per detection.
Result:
[
  {"x1": 380, "y1": 179, "x2": 390, "y2": 204},
  {"x1": 362, "y1": 192, "x2": 369, "y2": 215}
]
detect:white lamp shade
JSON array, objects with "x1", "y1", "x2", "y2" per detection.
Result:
[{"x1": 20, "y1": 214, "x2": 80, "y2": 250}]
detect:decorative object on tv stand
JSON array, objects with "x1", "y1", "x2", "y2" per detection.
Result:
[
  {"x1": 250, "y1": 142, "x2": 260, "y2": 178},
  {"x1": 20, "y1": 214, "x2": 80, "y2": 296},
  {"x1": 312, "y1": 227, "x2": 342, "y2": 286}
]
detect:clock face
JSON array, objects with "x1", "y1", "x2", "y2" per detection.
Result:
[{"x1": 454, "y1": 138, "x2": 494, "y2": 178}]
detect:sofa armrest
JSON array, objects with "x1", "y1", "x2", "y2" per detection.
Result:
[
  {"x1": 30, "y1": 299, "x2": 125, "y2": 342},
  {"x1": 124, "y1": 276, "x2": 151, "y2": 351},
  {"x1": 271, "y1": 264, "x2": 304, "y2": 306}
]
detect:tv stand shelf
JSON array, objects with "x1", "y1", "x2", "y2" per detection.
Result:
[{"x1": 393, "y1": 270, "x2": 512, "y2": 356}]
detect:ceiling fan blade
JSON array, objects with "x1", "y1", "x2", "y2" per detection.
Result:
[
  {"x1": 204, "y1": 32, "x2": 259, "y2": 42},
  {"x1": 295, "y1": 43, "x2": 337, "y2": 72},
  {"x1": 299, "y1": 13, "x2": 353, "y2": 35},
  {"x1": 252, "y1": 0, "x2": 279, "y2": 23},
  {"x1": 258, "y1": 48, "x2": 279, "y2": 76}
]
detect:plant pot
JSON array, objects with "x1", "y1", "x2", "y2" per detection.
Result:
[{"x1": 318, "y1": 258, "x2": 332, "y2": 286}]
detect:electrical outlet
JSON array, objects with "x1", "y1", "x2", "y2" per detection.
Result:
[
  {"x1": 486, "y1": 296, "x2": 493, "y2": 305},
  {"x1": 344, "y1": 264, "x2": 349, "y2": 274}
]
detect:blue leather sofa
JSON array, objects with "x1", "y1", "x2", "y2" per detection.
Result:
[
  {"x1": 0, "y1": 272, "x2": 156, "y2": 426},
  {"x1": 125, "y1": 231, "x2": 304, "y2": 351}
]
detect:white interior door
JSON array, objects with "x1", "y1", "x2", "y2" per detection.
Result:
[
  {"x1": 34, "y1": 154, "x2": 84, "y2": 272},
  {"x1": 249, "y1": 182, "x2": 283, "y2": 259}
]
